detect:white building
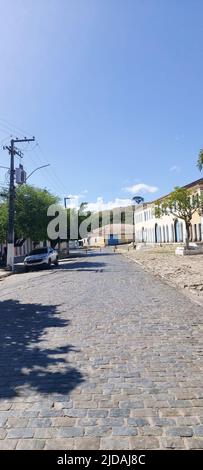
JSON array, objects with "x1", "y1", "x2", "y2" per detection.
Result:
[{"x1": 134, "y1": 178, "x2": 203, "y2": 244}]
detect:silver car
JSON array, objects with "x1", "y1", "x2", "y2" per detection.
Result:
[{"x1": 24, "y1": 247, "x2": 59, "y2": 270}]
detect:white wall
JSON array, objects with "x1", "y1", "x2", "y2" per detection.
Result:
[{"x1": 134, "y1": 205, "x2": 187, "y2": 243}]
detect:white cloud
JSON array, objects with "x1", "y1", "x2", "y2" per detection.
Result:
[
  {"x1": 65, "y1": 190, "x2": 88, "y2": 207},
  {"x1": 65, "y1": 194, "x2": 82, "y2": 208},
  {"x1": 65, "y1": 194, "x2": 133, "y2": 212},
  {"x1": 170, "y1": 165, "x2": 181, "y2": 173},
  {"x1": 123, "y1": 183, "x2": 158, "y2": 194},
  {"x1": 87, "y1": 197, "x2": 132, "y2": 212}
]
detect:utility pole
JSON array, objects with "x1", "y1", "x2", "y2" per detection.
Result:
[{"x1": 3, "y1": 137, "x2": 35, "y2": 270}]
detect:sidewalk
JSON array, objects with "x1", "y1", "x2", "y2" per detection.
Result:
[
  {"x1": 0, "y1": 252, "x2": 88, "y2": 281},
  {"x1": 118, "y1": 245, "x2": 203, "y2": 306}
]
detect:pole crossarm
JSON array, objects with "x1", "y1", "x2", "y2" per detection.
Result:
[{"x1": 12, "y1": 137, "x2": 35, "y2": 143}]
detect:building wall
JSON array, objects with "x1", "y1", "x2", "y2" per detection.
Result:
[
  {"x1": 134, "y1": 183, "x2": 203, "y2": 244},
  {"x1": 83, "y1": 236, "x2": 105, "y2": 247},
  {"x1": 91, "y1": 224, "x2": 134, "y2": 245}
]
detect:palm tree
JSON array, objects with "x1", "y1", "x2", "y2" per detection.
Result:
[{"x1": 197, "y1": 149, "x2": 203, "y2": 171}]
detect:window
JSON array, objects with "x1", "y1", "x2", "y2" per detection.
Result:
[
  {"x1": 29, "y1": 248, "x2": 48, "y2": 255},
  {"x1": 193, "y1": 224, "x2": 197, "y2": 241},
  {"x1": 179, "y1": 222, "x2": 183, "y2": 242},
  {"x1": 171, "y1": 224, "x2": 174, "y2": 242},
  {"x1": 162, "y1": 226, "x2": 166, "y2": 243}
]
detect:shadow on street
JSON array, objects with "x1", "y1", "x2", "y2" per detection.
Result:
[
  {"x1": 58, "y1": 260, "x2": 106, "y2": 272},
  {"x1": 0, "y1": 299, "x2": 84, "y2": 398}
]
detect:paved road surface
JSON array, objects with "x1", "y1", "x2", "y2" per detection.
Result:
[{"x1": 0, "y1": 249, "x2": 203, "y2": 449}]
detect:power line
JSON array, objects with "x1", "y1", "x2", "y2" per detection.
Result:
[
  {"x1": 29, "y1": 149, "x2": 63, "y2": 196},
  {"x1": 0, "y1": 134, "x2": 12, "y2": 146},
  {"x1": 0, "y1": 117, "x2": 33, "y2": 138},
  {"x1": 0, "y1": 122, "x2": 14, "y2": 135},
  {"x1": 0, "y1": 117, "x2": 68, "y2": 197},
  {"x1": 36, "y1": 144, "x2": 68, "y2": 195},
  {"x1": 28, "y1": 146, "x2": 66, "y2": 196}
]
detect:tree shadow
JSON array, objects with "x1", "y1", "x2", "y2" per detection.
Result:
[
  {"x1": 0, "y1": 299, "x2": 84, "y2": 398},
  {"x1": 84, "y1": 252, "x2": 116, "y2": 257},
  {"x1": 57, "y1": 260, "x2": 106, "y2": 272}
]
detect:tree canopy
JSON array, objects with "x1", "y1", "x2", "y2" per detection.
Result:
[
  {"x1": 0, "y1": 203, "x2": 8, "y2": 244},
  {"x1": 0, "y1": 185, "x2": 59, "y2": 244}
]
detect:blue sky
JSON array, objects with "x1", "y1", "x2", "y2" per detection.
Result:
[{"x1": 0, "y1": 0, "x2": 203, "y2": 210}]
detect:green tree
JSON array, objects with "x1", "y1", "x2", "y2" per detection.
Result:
[
  {"x1": 15, "y1": 185, "x2": 59, "y2": 242},
  {"x1": 0, "y1": 185, "x2": 59, "y2": 245},
  {"x1": 155, "y1": 186, "x2": 203, "y2": 249},
  {"x1": 0, "y1": 202, "x2": 8, "y2": 243}
]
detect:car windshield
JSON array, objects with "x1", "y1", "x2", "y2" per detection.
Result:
[{"x1": 29, "y1": 248, "x2": 48, "y2": 255}]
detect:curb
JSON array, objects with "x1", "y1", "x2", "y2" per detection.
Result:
[{"x1": 0, "y1": 272, "x2": 13, "y2": 281}]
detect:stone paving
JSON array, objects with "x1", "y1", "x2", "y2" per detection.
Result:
[{"x1": 0, "y1": 249, "x2": 203, "y2": 450}]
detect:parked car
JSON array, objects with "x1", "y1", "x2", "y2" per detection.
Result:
[{"x1": 24, "y1": 247, "x2": 58, "y2": 270}]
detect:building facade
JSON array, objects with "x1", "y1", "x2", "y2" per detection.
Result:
[
  {"x1": 134, "y1": 178, "x2": 203, "y2": 244},
  {"x1": 83, "y1": 223, "x2": 134, "y2": 247}
]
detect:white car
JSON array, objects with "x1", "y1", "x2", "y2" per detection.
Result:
[{"x1": 24, "y1": 247, "x2": 59, "y2": 270}]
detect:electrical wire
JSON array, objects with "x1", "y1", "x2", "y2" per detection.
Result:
[
  {"x1": 0, "y1": 134, "x2": 12, "y2": 146},
  {"x1": 0, "y1": 117, "x2": 67, "y2": 198},
  {"x1": 27, "y1": 148, "x2": 64, "y2": 196},
  {"x1": 36, "y1": 144, "x2": 68, "y2": 195},
  {"x1": 0, "y1": 117, "x2": 33, "y2": 138}
]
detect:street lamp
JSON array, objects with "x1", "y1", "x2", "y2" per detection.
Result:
[
  {"x1": 64, "y1": 197, "x2": 71, "y2": 209},
  {"x1": 26, "y1": 164, "x2": 50, "y2": 182},
  {"x1": 0, "y1": 164, "x2": 50, "y2": 183}
]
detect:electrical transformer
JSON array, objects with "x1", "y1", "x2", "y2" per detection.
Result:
[{"x1": 15, "y1": 165, "x2": 27, "y2": 184}]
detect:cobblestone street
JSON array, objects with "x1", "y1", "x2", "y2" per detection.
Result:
[{"x1": 0, "y1": 249, "x2": 203, "y2": 450}]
